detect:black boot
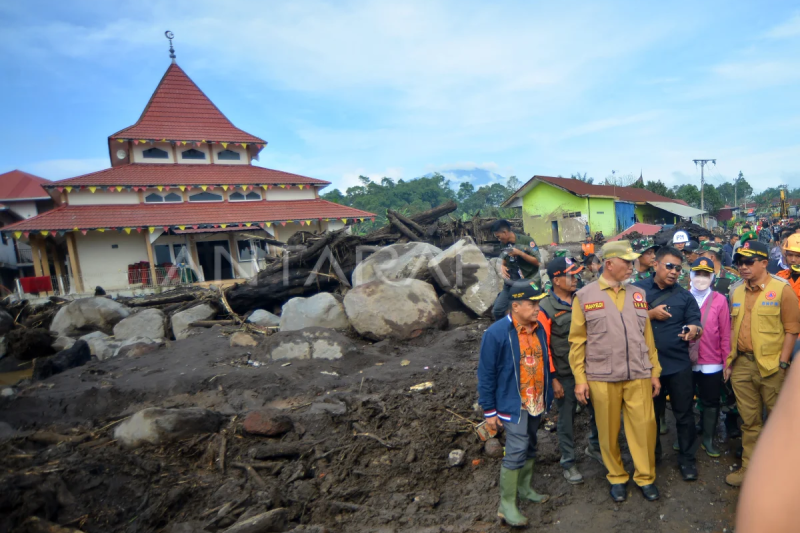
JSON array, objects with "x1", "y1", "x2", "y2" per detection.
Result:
[
  {"x1": 725, "y1": 411, "x2": 741, "y2": 439},
  {"x1": 701, "y1": 408, "x2": 721, "y2": 458}
]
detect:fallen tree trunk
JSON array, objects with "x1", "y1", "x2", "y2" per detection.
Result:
[{"x1": 386, "y1": 211, "x2": 420, "y2": 241}]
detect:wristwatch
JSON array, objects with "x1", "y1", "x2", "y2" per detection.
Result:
[{"x1": 780, "y1": 361, "x2": 791, "y2": 370}]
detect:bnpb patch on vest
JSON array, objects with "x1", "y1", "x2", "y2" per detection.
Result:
[
  {"x1": 761, "y1": 301, "x2": 780, "y2": 307},
  {"x1": 633, "y1": 293, "x2": 644, "y2": 302},
  {"x1": 633, "y1": 301, "x2": 648, "y2": 310},
  {"x1": 584, "y1": 302, "x2": 605, "y2": 312},
  {"x1": 765, "y1": 291, "x2": 777, "y2": 300}
]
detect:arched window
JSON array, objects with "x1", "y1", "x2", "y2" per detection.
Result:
[
  {"x1": 145, "y1": 192, "x2": 183, "y2": 203},
  {"x1": 188, "y1": 191, "x2": 223, "y2": 202},
  {"x1": 229, "y1": 191, "x2": 262, "y2": 202},
  {"x1": 182, "y1": 148, "x2": 206, "y2": 160},
  {"x1": 145, "y1": 193, "x2": 164, "y2": 203},
  {"x1": 217, "y1": 149, "x2": 241, "y2": 161},
  {"x1": 143, "y1": 147, "x2": 169, "y2": 159},
  {"x1": 164, "y1": 192, "x2": 182, "y2": 202}
]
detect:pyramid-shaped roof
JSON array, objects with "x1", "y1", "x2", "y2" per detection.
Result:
[
  {"x1": 0, "y1": 170, "x2": 52, "y2": 200},
  {"x1": 110, "y1": 63, "x2": 265, "y2": 144}
]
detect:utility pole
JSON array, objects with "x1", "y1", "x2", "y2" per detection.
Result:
[
  {"x1": 693, "y1": 159, "x2": 716, "y2": 228},
  {"x1": 735, "y1": 171, "x2": 742, "y2": 221}
]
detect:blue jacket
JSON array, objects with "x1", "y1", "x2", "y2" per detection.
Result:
[{"x1": 477, "y1": 315, "x2": 553, "y2": 423}]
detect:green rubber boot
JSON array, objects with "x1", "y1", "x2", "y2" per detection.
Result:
[
  {"x1": 518, "y1": 459, "x2": 550, "y2": 503},
  {"x1": 498, "y1": 467, "x2": 528, "y2": 527},
  {"x1": 701, "y1": 408, "x2": 721, "y2": 458}
]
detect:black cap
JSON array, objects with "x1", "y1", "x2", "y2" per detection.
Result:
[
  {"x1": 691, "y1": 257, "x2": 715, "y2": 273},
  {"x1": 684, "y1": 240, "x2": 700, "y2": 253},
  {"x1": 547, "y1": 256, "x2": 584, "y2": 279},
  {"x1": 734, "y1": 240, "x2": 770, "y2": 261},
  {"x1": 508, "y1": 280, "x2": 547, "y2": 302}
]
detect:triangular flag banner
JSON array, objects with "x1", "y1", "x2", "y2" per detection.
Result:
[
  {"x1": 268, "y1": 185, "x2": 273, "y2": 189},
  {"x1": 57, "y1": 187, "x2": 64, "y2": 193},
  {"x1": 242, "y1": 143, "x2": 247, "y2": 149},
  {"x1": 248, "y1": 185, "x2": 253, "y2": 191},
  {"x1": 148, "y1": 227, "x2": 155, "y2": 234},
  {"x1": 370, "y1": 217, "x2": 375, "y2": 222},
  {"x1": 178, "y1": 225, "x2": 186, "y2": 230},
  {"x1": 324, "y1": 218, "x2": 330, "y2": 222},
  {"x1": 181, "y1": 141, "x2": 187, "y2": 146},
  {"x1": 220, "y1": 224, "x2": 228, "y2": 229},
  {"x1": 195, "y1": 142, "x2": 202, "y2": 147},
  {"x1": 240, "y1": 185, "x2": 248, "y2": 191},
  {"x1": 162, "y1": 139, "x2": 166, "y2": 142},
  {"x1": 359, "y1": 218, "x2": 364, "y2": 222},
  {"x1": 80, "y1": 230, "x2": 87, "y2": 236},
  {"x1": 97, "y1": 228, "x2": 105, "y2": 233},
  {"x1": 23, "y1": 232, "x2": 30, "y2": 238},
  {"x1": 201, "y1": 185, "x2": 208, "y2": 191},
  {"x1": 261, "y1": 185, "x2": 268, "y2": 190},
  {"x1": 163, "y1": 227, "x2": 169, "y2": 233},
  {"x1": 221, "y1": 142, "x2": 228, "y2": 149},
  {"x1": 298, "y1": 185, "x2": 304, "y2": 190},
  {"x1": 280, "y1": 222, "x2": 286, "y2": 227},
  {"x1": 65, "y1": 186, "x2": 73, "y2": 193},
  {"x1": 117, "y1": 139, "x2": 124, "y2": 143},
  {"x1": 342, "y1": 219, "x2": 347, "y2": 223},
  {"x1": 124, "y1": 228, "x2": 132, "y2": 234},
  {"x1": 89, "y1": 186, "x2": 97, "y2": 193},
  {"x1": 245, "y1": 223, "x2": 252, "y2": 227},
  {"x1": 116, "y1": 186, "x2": 123, "y2": 192},
  {"x1": 185, "y1": 185, "x2": 192, "y2": 190},
  {"x1": 136, "y1": 227, "x2": 142, "y2": 233},
  {"x1": 164, "y1": 186, "x2": 170, "y2": 191},
  {"x1": 279, "y1": 184, "x2": 286, "y2": 188},
  {"x1": 13, "y1": 231, "x2": 21, "y2": 239},
  {"x1": 157, "y1": 186, "x2": 164, "y2": 191},
  {"x1": 140, "y1": 140, "x2": 147, "y2": 144},
  {"x1": 222, "y1": 185, "x2": 229, "y2": 191},
  {"x1": 133, "y1": 140, "x2": 139, "y2": 145},
  {"x1": 179, "y1": 185, "x2": 186, "y2": 191},
  {"x1": 305, "y1": 220, "x2": 312, "y2": 225},
  {"x1": 265, "y1": 222, "x2": 272, "y2": 227},
  {"x1": 192, "y1": 225, "x2": 199, "y2": 230},
  {"x1": 201, "y1": 140, "x2": 206, "y2": 144}
]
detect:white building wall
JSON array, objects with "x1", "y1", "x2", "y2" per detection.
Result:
[
  {"x1": 130, "y1": 142, "x2": 176, "y2": 164},
  {"x1": 8, "y1": 201, "x2": 39, "y2": 219},
  {"x1": 68, "y1": 191, "x2": 140, "y2": 206},
  {"x1": 74, "y1": 231, "x2": 149, "y2": 289},
  {"x1": 176, "y1": 144, "x2": 211, "y2": 165},
  {"x1": 264, "y1": 188, "x2": 317, "y2": 201}
]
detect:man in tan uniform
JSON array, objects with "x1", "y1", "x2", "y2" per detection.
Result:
[
  {"x1": 724, "y1": 240, "x2": 800, "y2": 487},
  {"x1": 569, "y1": 240, "x2": 662, "y2": 503}
]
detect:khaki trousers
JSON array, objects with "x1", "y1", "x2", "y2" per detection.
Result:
[
  {"x1": 589, "y1": 379, "x2": 657, "y2": 486},
  {"x1": 731, "y1": 355, "x2": 785, "y2": 467}
]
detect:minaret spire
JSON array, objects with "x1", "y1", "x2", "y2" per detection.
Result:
[{"x1": 165, "y1": 31, "x2": 176, "y2": 63}]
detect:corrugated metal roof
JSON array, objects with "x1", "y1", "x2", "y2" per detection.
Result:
[
  {"x1": 646, "y1": 201, "x2": 706, "y2": 218},
  {"x1": 503, "y1": 175, "x2": 690, "y2": 206}
]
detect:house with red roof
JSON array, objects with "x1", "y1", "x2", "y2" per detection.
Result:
[
  {"x1": 502, "y1": 175, "x2": 705, "y2": 245},
  {"x1": 3, "y1": 57, "x2": 374, "y2": 295}
]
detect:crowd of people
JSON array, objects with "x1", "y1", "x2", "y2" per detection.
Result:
[{"x1": 478, "y1": 218, "x2": 800, "y2": 527}]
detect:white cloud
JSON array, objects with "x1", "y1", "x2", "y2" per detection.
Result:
[
  {"x1": 23, "y1": 158, "x2": 109, "y2": 181},
  {"x1": 764, "y1": 12, "x2": 800, "y2": 39}
]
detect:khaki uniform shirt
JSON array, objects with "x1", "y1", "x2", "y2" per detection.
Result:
[{"x1": 737, "y1": 282, "x2": 800, "y2": 353}]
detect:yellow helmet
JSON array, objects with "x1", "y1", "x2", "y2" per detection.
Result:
[{"x1": 784, "y1": 234, "x2": 800, "y2": 254}]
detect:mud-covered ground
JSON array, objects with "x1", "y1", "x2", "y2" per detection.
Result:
[{"x1": 0, "y1": 322, "x2": 740, "y2": 532}]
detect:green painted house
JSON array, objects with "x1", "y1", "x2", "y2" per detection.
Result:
[{"x1": 502, "y1": 176, "x2": 704, "y2": 245}]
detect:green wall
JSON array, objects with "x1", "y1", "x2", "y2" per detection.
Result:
[{"x1": 586, "y1": 197, "x2": 616, "y2": 237}]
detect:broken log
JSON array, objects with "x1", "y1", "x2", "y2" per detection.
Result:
[
  {"x1": 388, "y1": 209, "x2": 427, "y2": 236},
  {"x1": 386, "y1": 212, "x2": 420, "y2": 242},
  {"x1": 126, "y1": 292, "x2": 197, "y2": 308}
]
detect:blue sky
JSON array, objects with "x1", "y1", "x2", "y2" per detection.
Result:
[{"x1": 1, "y1": 1, "x2": 799, "y2": 195}]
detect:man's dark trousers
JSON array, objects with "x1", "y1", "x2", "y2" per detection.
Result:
[
  {"x1": 492, "y1": 284, "x2": 513, "y2": 321},
  {"x1": 556, "y1": 376, "x2": 600, "y2": 468},
  {"x1": 654, "y1": 366, "x2": 699, "y2": 466}
]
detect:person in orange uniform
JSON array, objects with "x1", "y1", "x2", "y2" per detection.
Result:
[
  {"x1": 776, "y1": 234, "x2": 800, "y2": 300},
  {"x1": 724, "y1": 240, "x2": 800, "y2": 487},
  {"x1": 569, "y1": 240, "x2": 662, "y2": 503}
]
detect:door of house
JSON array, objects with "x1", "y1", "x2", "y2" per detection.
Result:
[
  {"x1": 551, "y1": 221, "x2": 559, "y2": 244},
  {"x1": 196, "y1": 240, "x2": 234, "y2": 280}
]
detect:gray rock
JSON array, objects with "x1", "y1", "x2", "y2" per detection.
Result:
[
  {"x1": 79, "y1": 331, "x2": 120, "y2": 360},
  {"x1": 52, "y1": 336, "x2": 76, "y2": 352},
  {"x1": 230, "y1": 332, "x2": 258, "y2": 347},
  {"x1": 428, "y1": 237, "x2": 501, "y2": 316},
  {"x1": 352, "y1": 242, "x2": 443, "y2": 286},
  {"x1": 448, "y1": 449, "x2": 466, "y2": 467},
  {"x1": 343, "y1": 279, "x2": 446, "y2": 340},
  {"x1": 0, "y1": 308, "x2": 13, "y2": 335},
  {"x1": 50, "y1": 297, "x2": 130, "y2": 336},
  {"x1": 439, "y1": 294, "x2": 475, "y2": 327},
  {"x1": 221, "y1": 508, "x2": 288, "y2": 533},
  {"x1": 0, "y1": 421, "x2": 14, "y2": 441},
  {"x1": 446, "y1": 311, "x2": 473, "y2": 327},
  {"x1": 1, "y1": 388, "x2": 14, "y2": 397},
  {"x1": 113, "y1": 308, "x2": 166, "y2": 341},
  {"x1": 258, "y1": 328, "x2": 357, "y2": 361},
  {"x1": 171, "y1": 303, "x2": 217, "y2": 340},
  {"x1": 114, "y1": 407, "x2": 224, "y2": 447},
  {"x1": 279, "y1": 293, "x2": 349, "y2": 332},
  {"x1": 114, "y1": 336, "x2": 163, "y2": 357},
  {"x1": 247, "y1": 309, "x2": 281, "y2": 328}
]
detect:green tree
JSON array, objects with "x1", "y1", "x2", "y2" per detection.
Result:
[
  {"x1": 643, "y1": 180, "x2": 675, "y2": 199},
  {"x1": 457, "y1": 182, "x2": 475, "y2": 203},
  {"x1": 672, "y1": 184, "x2": 701, "y2": 208},
  {"x1": 505, "y1": 175, "x2": 521, "y2": 194},
  {"x1": 700, "y1": 183, "x2": 724, "y2": 215},
  {"x1": 570, "y1": 172, "x2": 594, "y2": 184}
]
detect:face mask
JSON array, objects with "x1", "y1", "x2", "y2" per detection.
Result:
[{"x1": 692, "y1": 277, "x2": 712, "y2": 291}]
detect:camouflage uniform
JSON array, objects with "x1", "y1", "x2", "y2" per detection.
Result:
[
  {"x1": 628, "y1": 238, "x2": 657, "y2": 285},
  {"x1": 699, "y1": 242, "x2": 741, "y2": 298}
]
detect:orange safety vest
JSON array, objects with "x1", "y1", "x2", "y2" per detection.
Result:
[
  {"x1": 582, "y1": 242, "x2": 595, "y2": 256},
  {"x1": 776, "y1": 269, "x2": 800, "y2": 302}
]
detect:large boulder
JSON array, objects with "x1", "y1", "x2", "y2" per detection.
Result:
[
  {"x1": 80, "y1": 331, "x2": 120, "y2": 361},
  {"x1": 256, "y1": 328, "x2": 357, "y2": 361},
  {"x1": 114, "y1": 336, "x2": 163, "y2": 358},
  {"x1": 114, "y1": 407, "x2": 224, "y2": 448},
  {"x1": 439, "y1": 294, "x2": 475, "y2": 328},
  {"x1": 343, "y1": 279, "x2": 446, "y2": 340},
  {"x1": 7, "y1": 328, "x2": 55, "y2": 361},
  {"x1": 50, "y1": 297, "x2": 130, "y2": 336},
  {"x1": 427, "y1": 237, "x2": 501, "y2": 316},
  {"x1": 32, "y1": 340, "x2": 91, "y2": 380},
  {"x1": 52, "y1": 336, "x2": 76, "y2": 352},
  {"x1": 113, "y1": 308, "x2": 166, "y2": 341},
  {"x1": 171, "y1": 303, "x2": 217, "y2": 340},
  {"x1": 279, "y1": 293, "x2": 349, "y2": 332},
  {"x1": 352, "y1": 242, "x2": 443, "y2": 286},
  {"x1": 247, "y1": 309, "x2": 281, "y2": 328}
]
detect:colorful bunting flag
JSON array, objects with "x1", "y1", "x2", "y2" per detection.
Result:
[
  {"x1": 148, "y1": 227, "x2": 155, "y2": 234},
  {"x1": 97, "y1": 228, "x2": 105, "y2": 233},
  {"x1": 157, "y1": 186, "x2": 164, "y2": 191},
  {"x1": 23, "y1": 232, "x2": 30, "y2": 238},
  {"x1": 221, "y1": 142, "x2": 228, "y2": 149},
  {"x1": 201, "y1": 185, "x2": 208, "y2": 191},
  {"x1": 80, "y1": 230, "x2": 87, "y2": 236},
  {"x1": 163, "y1": 227, "x2": 170, "y2": 233},
  {"x1": 133, "y1": 140, "x2": 139, "y2": 145},
  {"x1": 342, "y1": 219, "x2": 347, "y2": 223},
  {"x1": 298, "y1": 185, "x2": 304, "y2": 190},
  {"x1": 13, "y1": 231, "x2": 21, "y2": 239},
  {"x1": 280, "y1": 222, "x2": 286, "y2": 227},
  {"x1": 242, "y1": 143, "x2": 248, "y2": 149},
  {"x1": 65, "y1": 186, "x2": 73, "y2": 193},
  {"x1": 192, "y1": 225, "x2": 199, "y2": 230},
  {"x1": 124, "y1": 228, "x2": 132, "y2": 234},
  {"x1": 56, "y1": 187, "x2": 64, "y2": 193},
  {"x1": 136, "y1": 228, "x2": 143, "y2": 233},
  {"x1": 116, "y1": 186, "x2": 123, "y2": 192},
  {"x1": 179, "y1": 185, "x2": 186, "y2": 191},
  {"x1": 305, "y1": 220, "x2": 312, "y2": 225},
  {"x1": 117, "y1": 139, "x2": 124, "y2": 143},
  {"x1": 220, "y1": 224, "x2": 228, "y2": 229},
  {"x1": 89, "y1": 186, "x2": 97, "y2": 193},
  {"x1": 265, "y1": 222, "x2": 272, "y2": 227},
  {"x1": 222, "y1": 185, "x2": 229, "y2": 191},
  {"x1": 279, "y1": 184, "x2": 286, "y2": 189}
]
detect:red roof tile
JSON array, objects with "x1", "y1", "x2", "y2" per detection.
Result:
[
  {"x1": 110, "y1": 63, "x2": 265, "y2": 144},
  {"x1": 2, "y1": 200, "x2": 374, "y2": 232},
  {"x1": 535, "y1": 176, "x2": 684, "y2": 204},
  {"x1": 0, "y1": 170, "x2": 52, "y2": 200},
  {"x1": 48, "y1": 164, "x2": 329, "y2": 187},
  {"x1": 608, "y1": 223, "x2": 663, "y2": 241}
]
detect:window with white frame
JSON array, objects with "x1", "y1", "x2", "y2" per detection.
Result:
[
  {"x1": 188, "y1": 191, "x2": 223, "y2": 202},
  {"x1": 182, "y1": 148, "x2": 206, "y2": 160},
  {"x1": 143, "y1": 147, "x2": 169, "y2": 159},
  {"x1": 145, "y1": 192, "x2": 183, "y2": 203},
  {"x1": 217, "y1": 149, "x2": 241, "y2": 161},
  {"x1": 229, "y1": 191, "x2": 262, "y2": 202}
]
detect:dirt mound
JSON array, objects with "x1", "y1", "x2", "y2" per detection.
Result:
[{"x1": 0, "y1": 325, "x2": 739, "y2": 532}]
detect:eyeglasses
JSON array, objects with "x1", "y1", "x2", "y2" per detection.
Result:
[
  {"x1": 663, "y1": 263, "x2": 683, "y2": 272},
  {"x1": 736, "y1": 258, "x2": 757, "y2": 267}
]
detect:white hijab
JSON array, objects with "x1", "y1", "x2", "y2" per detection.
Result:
[{"x1": 689, "y1": 271, "x2": 715, "y2": 307}]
